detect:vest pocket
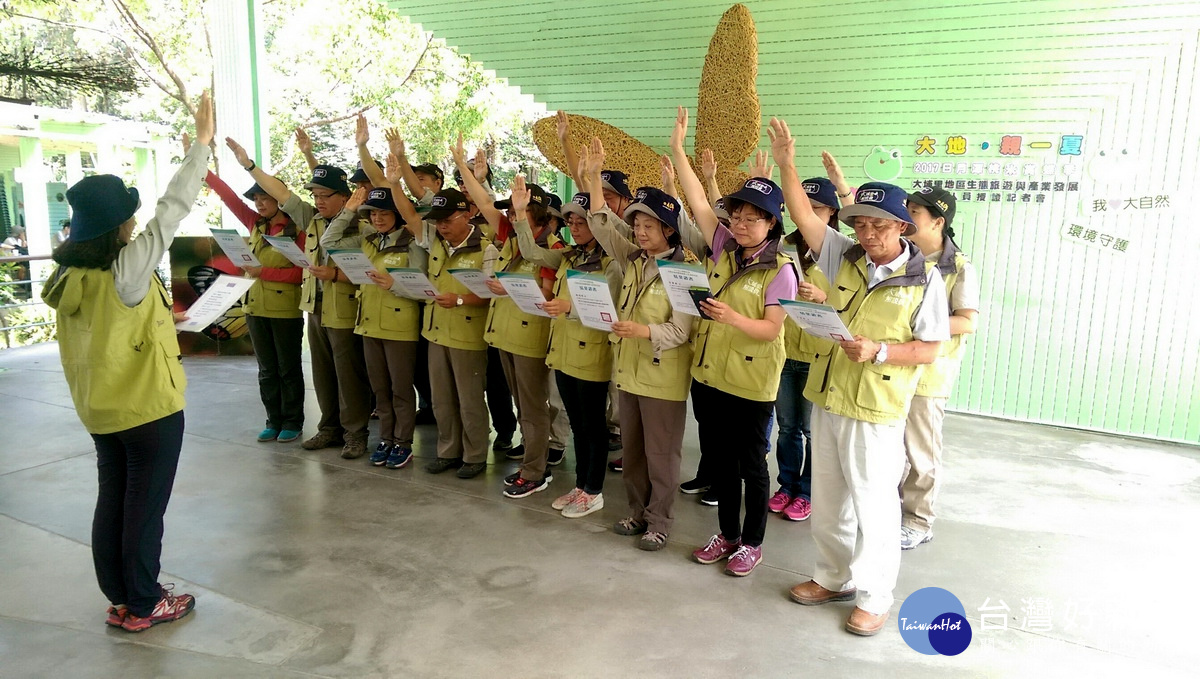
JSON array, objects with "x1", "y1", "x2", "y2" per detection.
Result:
[
  {"x1": 720, "y1": 333, "x2": 773, "y2": 392},
  {"x1": 262, "y1": 281, "x2": 299, "y2": 313},
  {"x1": 331, "y1": 288, "x2": 359, "y2": 321},
  {"x1": 379, "y1": 300, "x2": 419, "y2": 333},
  {"x1": 636, "y1": 343, "x2": 684, "y2": 390},
  {"x1": 450, "y1": 312, "x2": 483, "y2": 343},
  {"x1": 856, "y1": 361, "x2": 909, "y2": 414}
]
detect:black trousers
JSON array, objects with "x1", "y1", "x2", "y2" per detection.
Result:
[
  {"x1": 555, "y1": 371, "x2": 610, "y2": 495},
  {"x1": 91, "y1": 410, "x2": 186, "y2": 617},
  {"x1": 415, "y1": 335, "x2": 432, "y2": 410},
  {"x1": 691, "y1": 381, "x2": 774, "y2": 547},
  {"x1": 486, "y1": 345, "x2": 517, "y2": 438},
  {"x1": 245, "y1": 315, "x2": 305, "y2": 431}
]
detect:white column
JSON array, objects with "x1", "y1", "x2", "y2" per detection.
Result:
[
  {"x1": 16, "y1": 137, "x2": 52, "y2": 280},
  {"x1": 212, "y1": 0, "x2": 268, "y2": 228},
  {"x1": 65, "y1": 149, "x2": 84, "y2": 186}
]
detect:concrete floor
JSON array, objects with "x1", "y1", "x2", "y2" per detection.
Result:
[{"x1": 0, "y1": 342, "x2": 1197, "y2": 679}]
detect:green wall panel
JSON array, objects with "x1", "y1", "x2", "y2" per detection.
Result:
[{"x1": 390, "y1": 0, "x2": 1200, "y2": 444}]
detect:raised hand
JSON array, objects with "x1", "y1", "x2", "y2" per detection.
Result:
[
  {"x1": 747, "y1": 150, "x2": 774, "y2": 180},
  {"x1": 700, "y1": 148, "x2": 717, "y2": 182},
  {"x1": 767, "y1": 118, "x2": 795, "y2": 168},
  {"x1": 385, "y1": 127, "x2": 405, "y2": 158},
  {"x1": 473, "y1": 148, "x2": 489, "y2": 182},
  {"x1": 450, "y1": 132, "x2": 467, "y2": 166},
  {"x1": 385, "y1": 153, "x2": 403, "y2": 184},
  {"x1": 355, "y1": 114, "x2": 369, "y2": 147},
  {"x1": 346, "y1": 186, "x2": 368, "y2": 212},
  {"x1": 556, "y1": 110, "x2": 570, "y2": 141},
  {"x1": 822, "y1": 150, "x2": 849, "y2": 191},
  {"x1": 225, "y1": 137, "x2": 252, "y2": 168},
  {"x1": 181, "y1": 132, "x2": 191, "y2": 154},
  {"x1": 670, "y1": 106, "x2": 689, "y2": 152},
  {"x1": 193, "y1": 90, "x2": 215, "y2": 147},
  {"x1": 294, "y1": 127, "x2": 313, "y2": 155},
  {"x1": 510, "y1": 174, "x2": 531, "y2": 214},
  {"x1": 585, "y1": 137, "x2": 606, "y2": 177},
  {"x1": 660, "y1": 155, "x2": 677, "y2": 194}
]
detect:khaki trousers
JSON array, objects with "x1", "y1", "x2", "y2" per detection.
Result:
[
  {"x1": 619, "y1": 390, "x2": 686, "y2": 535},
  {"x1": 362, "y1": 337, "x2": 418, "y2": 446},
  {"x1": 901, "y1": 395, "x2": 947, "y2": 532},
  {"x1": 499, "y1": 351, "x2": 552, "y2": 481},
  {"x1": 307, "y1": 301, "x2": 370, "y2": 440},
  {"x1": 428, "y1": 343, "x2": 489, "y2": 464}
]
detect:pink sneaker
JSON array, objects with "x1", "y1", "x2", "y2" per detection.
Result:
[
  {"x1": 783, "y1": 496, "x2": 811, "y2": 521},
  {"x1": 692, "y1": 534, "x2": 741, "y2": 564},
  {"x1": 121, "y1": 585, "x2": 195, "y2": 633},
  {"x1": 725, "y1": 545, "x2": 763, "y2": 576},
  {"x1": 105, "y1": 605, "x2": 127, "y2": 627},
  {"x1": 768, "y1": 489, "x2": 792, "y2": 513}
]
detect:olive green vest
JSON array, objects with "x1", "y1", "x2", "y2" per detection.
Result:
[
  {"x1": 804, "y1": 241, "x2": 937, "y2": 424},
  {"x1": 355, "y1": 229, "x2": 421, "y2": 342},
  {"x1": 422, "y1": 226, "x2": 490, "y2": 351},
  {"x1": 299, "y1": 213, "x2": 359, "y2": 329},
  {"x1": 485, "y1": 227, "x2": 559, "y2": 358},
  {"x1": 691, "y1": 238, "x2": 796, "y2": 402},
  {"x1": 611, "y1": 246, "x2": 698, "y2": 402},
  {"x1": 43, "y1": 267, "x2": 186, "y2": 435},
  {"x1": 545, "y1": 243, "x2": 613, "y2": 383},
  {"x1": 916, "y1": 239, "x2": 971, "y2": 398},
  {"x1": 784, "y1": 260, "x2": 834, "y2": 363},
  {"x1": 243, "y1": 219, "x2": 302, "y2": 319}
]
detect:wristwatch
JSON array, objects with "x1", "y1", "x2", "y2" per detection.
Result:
[
  {"x1": 455, "y1": 294, "x2": 464, "y2": 307},
  {"x1": 873, "y1": 342, "x2": 888, "y2": 365}
]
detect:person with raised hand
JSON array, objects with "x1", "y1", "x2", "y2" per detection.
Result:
[
  {"x1": 42, "y1": 91, "x2": 215, "y2": 634},
  {"x1": 188, "y1": 132, "x2": 306, "y2": 445},
  {"x1": 668, "y1": 106, "x2": 798, "y2": 578},
  {"x1": 510, "y1": 176, "x2": 624, "y2": 518},
  {"x1": 770, "y1": 117, "x2": 949, "y2": 637},
  {"x1": 581, "y1": 137, "x2": 697, "y2": 552},
  {"x1": 226, "y1": 129, "x2": 371, "y2": 461},
  {"x1": 385, "y1": 126, "x2": 444, "y2": 205}
]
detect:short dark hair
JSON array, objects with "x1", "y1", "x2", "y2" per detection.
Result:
[
  {"x1": 52, "y1": 229, "x2": 124, "y2": 270},
  {"x1": 526, "y1": 202, "x2": 555, "y2": 231}
]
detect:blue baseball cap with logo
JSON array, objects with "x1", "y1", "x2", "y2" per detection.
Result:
[
  {"x1": 304, "y1": 164, "x2": 351, "y2": 195},
  {"x1": 723, "y1": 177, "x2": 786, "y2": 225},
  {"x1": 802, "y1": 177, "x2": 840, "y2": 210},
  {"x1": 357, "y1": 187, "x2": 400, "y2": 217},
  {"x1": 601, "y1": 170, "x2": 634, "y2": 200},
  {"x1": 623, "y1": 186, "x2": 681, "y2": 230},
  {"x1": 561, "y1": 192, "x2": 590, "y2": 221},
  {"x1": 839, "y1": 182, "x2": 913, "y2": 229}
]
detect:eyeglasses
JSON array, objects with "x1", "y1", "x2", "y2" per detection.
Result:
[
  {"x1": 311, "y1": 191, "x2": 336, "y2": 200},
  {"x1": 729, "y1": 214, "x2": 766, "y2": 226}
]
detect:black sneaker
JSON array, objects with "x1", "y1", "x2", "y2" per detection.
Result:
[
  {"x1": 425, "y1": 458, "x2": 463, "y2": 474},
  {"x1": 547, "y1": 447, "x2": 565, "y2": 466},
  {"x1": 699, "y1": 487, "x2": 719, "y2": 506},
  {"x1": 607, "y1": 457, "x2": 623, "y2": 472},
  {"x1": 607, "y1": 433, "x2": 623, "y2": 452},
  {"x1": 679, "y1": 478, "x2": 710, "y2": 494},
  {"x1": 456, "y1": 462, "x2": 487, "y2": 479},
  {"x1": 505, "y1": 443, "x2": 525, "y2": 460},
  {"x1": 492, "y1": 433, "x2": 514, "y2": 452},
  {"x1": 503, "y1": 476, "x2": 549, "y2": 498},
  {"x1": 503, "y1": 471, "x2": 521, "y2": 486}
]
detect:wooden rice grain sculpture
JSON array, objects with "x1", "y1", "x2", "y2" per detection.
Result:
[{"x1": 534, "y1": 3, "x2": 758, "y2": 199}]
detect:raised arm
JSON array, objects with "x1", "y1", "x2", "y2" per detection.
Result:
[
  {"x1": 385, "y1": 127, "x2": 427, "y2": 200},
  {"x1": 822, "y1": 151, "x2": 854, "y2": 206},
  {"x1": 770, "y1": 117, "x2": 829, "y2": 255},
  {"x1": 662, "y1": 154, "x2": 707, "y2": 255},
  {"x1": 452, "y1": 134, "x2": 501, "y2": 229},
  {"x1": 295, "y1": 127, "x2": 319, "y2": 171},
  {"x1": 747, "y1": 150, "x2": 775, "y2": 182},
  {"x1": 582, "y1": 140, "x2": 638, "y2": 263},
  {"x1": 385, "y1": 153, "x2": 424, "y2": 239},
  {"x1": 354, "y1": 115, "x2": 389, "y2": 189},
  {"x1": 508, "y1": 175, "x2": 563, "y2": 270},
  {"x1": 225, "y1": 136, "x2": 293, "y2": 207},
  {"x1": 320, "y1": 187, "x2": 370, "y2": 250},
  {"x1": 668, "y1": 107, "x2": 719, "y2": 250},
  {"x1": 700, "y1": 149, "x2": 722, "y2": 208},
  {"x1": 556, "y1": 110, "x2": 585, "y2": 189},
  {"x1": 188, "y1": 133, "x2": 257, "y2": 230}
]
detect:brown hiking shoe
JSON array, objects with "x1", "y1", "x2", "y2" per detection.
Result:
[
  {"x1": 340, "y1": 437, "x2": 368, "y2": 459},
  {"x1": 789, "y1": 580, "x2": 857, "y2": 606},
  {"x1": 301, "y1": 430, "x2": 343, "y2": 450}
]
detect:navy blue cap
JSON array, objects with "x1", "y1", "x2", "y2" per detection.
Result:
[
  {"x1": 723, "y1": 177, "x2": 786, "y2": 225},
  {"x1": 561, "y1": 192, "x2": 590, "y2": 220},
  {"x1": 357, "y1": 187, "x2": 400, "y2": 216},
  {"x1": 839, "y1": 182, "x2": 913, "y2": 227},
  {"x1": 66, "y1": 174, "x2": 140, "y2": 242},
  {"x1": 304, "y1": 165, "x2": 351, "y2": 195},
  {"x1": 349, "y1": 159, "x2": 384, "y2": 184},
  {"x1": 802, "y1": 177, "x2": 840, "y2": 210},
  {"x1": 600, "y1": 169, "x2": 633, "y2": 200},
  {"x1": 242, "y1": 182, "x2": 268, "y2": 200},
  {"x1": 426, "y1": 188, "x2": 471, "y2": 221},
  {"x1": 623, "y1": 186, "x2": 681, "y2": 230}
]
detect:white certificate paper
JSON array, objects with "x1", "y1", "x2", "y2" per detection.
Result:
[
  {"x1": 387, "y1": 267, "x2": 439, "y2": 300},
  {"x1": 448, "y1": 268, "x2": 499, "y2": 299},
  {"x1": 495, "y1": 271, "x2": 550, "y2": 317},
  {"x1": 565, "y1": 270, "x2": 618, "y2": 331},
  {"x1": 656, "y1": 260, "x2": 710, "y2": 317},
  {"x1": 263, "y1": 235, "x2": 311, "y2": 269},
  {"x1": 176, "y1": 275, "x2": 256, "y2": 332},
  {"x1": 209, "y1": 228, "x2": 260, "y2": 267},
  {"x1": 780, "y1": 299, "x2": 854, "y2": 342},
  {"x1": 327, "y1": 249, "x2": 376, "y2": 286}
]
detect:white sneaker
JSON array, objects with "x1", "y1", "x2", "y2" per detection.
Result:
[
  {"x1": 552, "y1": 488, "x2": 584, "y2": 511},
  {"x1": 900, "y1": 525, "x2": 933, "y2": 550},
  {"x1": 562, "y1": 492, "x2": 604, "y2": 518}
]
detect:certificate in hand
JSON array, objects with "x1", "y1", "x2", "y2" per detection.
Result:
[
  {"x1": 779, "y1": 299, "x2": 854, "y2": 342},
  {"x1": 387, "y1": 267, "x2": 439, "y2": 300},
  {"x1": 263, "y1": 235, "x2": 311, "y2": 268},
  {"x1": 495, "y1": 271, "x2": 550, "y2": 317},
  {"x1": 565, "y1": 270, "x2": 618, "y2": 331},
  {"x1": 209, "y1": 228, "x2": 260, "y2": 267},
  {"x1": 448, "y1": 268, "x2": 500, "y2": 299},
  {"x1": 656, "y1": 260, "x2": 711, "y2": 317},
  {"x1": 176, "y1": 275, "x2": 257, "y2": 332},
  {"x1": 326, "y1": 249, "x2": 376, "y2": 286}
]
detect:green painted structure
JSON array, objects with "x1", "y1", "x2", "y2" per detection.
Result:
[{"x1": 389, "y1": 0, "x2": 1200, "y2": 444}]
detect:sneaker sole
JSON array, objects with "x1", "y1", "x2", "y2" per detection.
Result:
[
  {"x1": 562, "y1": 501, "x2": 603, "y2": 519},
  {"x1": 386, "y1": 459, "x2": 413, "y2": 470},
  {"x1": 276, "y1": 435, "x2": 301, "y2": 443},
  {"x1": 783, "y1": 513, "x2": 811, "y2": 522},
  {"x1": 699, "y1": 498, "x2": 719, "y2": 506},
  {"x1": 503, "y1": 483, "x2": 548, "y2": 499},
  {"x1": 693, "y1": 551, "x2": 736, "y2": 565},
  {"x1": 121, "y1": 602, "x2": 195, "y2": 633},
  {"x1": 725, "y1": 565, "x2": 759, "y2": 577},
  {"x1": 679, "y1": 486, "x2": 710, "y2": 495},
  {"x1": 547, "y1": 458, "x2": 564, "y2": 466}
]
